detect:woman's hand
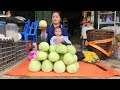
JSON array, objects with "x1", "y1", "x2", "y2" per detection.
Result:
[
  {"x1": 55, "y1": 37, "x2": 64, "y2": 44},
  {"x1": 40, "y1": 27, "x2": 46, "y2": 33}
]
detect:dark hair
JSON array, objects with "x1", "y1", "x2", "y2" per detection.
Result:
[
  {"x1": 51, "y1": 11, "x2": 61, "y2": 18},
  {"x1": 54, "y1": 27, "x2": 62, "y2": 32}
]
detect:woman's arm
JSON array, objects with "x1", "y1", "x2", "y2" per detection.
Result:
[
  {"x1": 61, "y1": 36, "x2": 71, "y2": 44},
  {"x1": 40, "y1": 27, "x2": 48, "y2": 42},
  {"x1": 61, "y1": 26, "x2": 70, "y2": 44},
  {"x1": 40, "y1": 32, "x2": 48, "y2": 42}
]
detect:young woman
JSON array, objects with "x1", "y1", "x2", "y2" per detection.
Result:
[{"x1": 40, "y1": 11, "x2": 69, "y2": 45}]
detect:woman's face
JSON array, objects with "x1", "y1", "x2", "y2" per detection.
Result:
[{"x1": 52, "y1": 12, "x2": 61, "y2": 24}]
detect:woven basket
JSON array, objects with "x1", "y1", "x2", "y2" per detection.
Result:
[{"x1": 86, "y1": 29, "x2": 114, "y2": 60}]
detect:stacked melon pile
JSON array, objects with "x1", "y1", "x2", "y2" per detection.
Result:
[{"x1": 28, "y1": 42, "x2": 80, "y2": 74}]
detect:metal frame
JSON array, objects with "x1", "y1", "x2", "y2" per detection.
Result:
[{"x1": 97, "y1": 11, "x2": 118, "y2": 30}]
